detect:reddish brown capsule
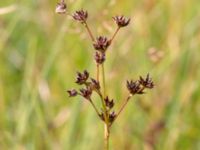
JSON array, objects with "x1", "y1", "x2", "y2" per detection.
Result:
[
  {"x1": 113, "y1": 15, "x2": 130, "y2": 27},
  {"x1": 80, "y1": 87, "x2": 92, "y2": 100},
  {"x1": 55, "y1": 0, "x2": 67, "y2": 14},
  {"x1": 90, "y1": 78, "x2": 100, "y2": 90},
  {"x1": 67, "y1": 89, "x2": 78, "y2": 97},
  {"x1": 94, "y1": 52, "x2": 105, "y2": 64},
  {"x1": 127, "y1": 80, "x2": 143, "y2": 94},
  {"x1": 139, "y1": 74, "x2": 154, "y2": 89},
  {"x1": 104, "y1": 96, "x2": 114, "y2": 109},
  {"x1": 93, "y1": 36, "x2": 111, "y2": 52},
  {"x1": 109, "y1": 111, "x2": 116, "y2": 123},
  {"x1": 73, "y1": 10, "x2": 88, "y2": 23},
  {"x1": 75, "y1": 70, "x2": 89, "y2": 85}
]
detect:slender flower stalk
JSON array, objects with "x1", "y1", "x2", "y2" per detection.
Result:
[
  {"x1": 117, "y1": 95, "x2": 132, "y2": 116},
  {"x1": 110, "y1": 27, "x2": 120, "y2": 44},
  {"x1": 89, "y1": 98, "x2": 100, "y2": 116},
  {"x1": 111, "y1": 94, "x2": 132, "y2": 125},
  {"x1": 96, "y1": 64, "x2": 99, "y2": 82},
  {"x1": 83, "y1": 22, "x2": 95, "y2": 41},
  {"x1": 56, "y1": 2, "x2": 154, "y2": 150}
]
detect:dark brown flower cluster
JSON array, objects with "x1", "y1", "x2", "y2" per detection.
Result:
[
  {"x1": 94, "y1": 52, "x2": 105, "y2": 64},
  {"x1": 127, "y1": 74, "x2": 154, "y2": 95},
  {"x1": 79, "y1": 87, "x2": 92, "y2": 99},
  {"x1": 55, "y1": 0, "x2": 67, "y2": 14},
  {"x1": 139, "y1": 74, "x2": 154, "y2": 89},
  {"x1": 113, "y1": 16, "x2": 130, "y2": 27},
  {"x1": 93, "y1": 36, "x2": 111, "y2": 52},
  {"x1": 72, "y1": 10, "x2": 88, "y2": 23},
  {"x1": 67, "y1": 89, "x2": 77, "y2": 97},
  {"x1": 75, "y1": 70, "x2": 89, "y2": 85},
  {"x1": 99, "y1": 111, "x2": 116, "y2": 124},
  {"x1": 105, "y1": 96, "x2": 114, "y2": 109},
  {"x1": 98, "y1": 96, "x2": 116, "y2": 123},
  {"x1": 67, "y1": 70, "x2": 100, "y2": 100},
  {"x1": 67, "y1": 69, "x2": 117, "y2": 124}
]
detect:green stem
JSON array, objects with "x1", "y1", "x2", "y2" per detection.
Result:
[
  {"x1": 97, "y1": 64, "x2": 99, "y2": 82},
  {"x1": 111, "y1": 94, "x2": 132, "y2": 126},
  {"x1": 110, "y1": 86, "x2": 146, "y2": 126},
  {"x1": 102, "y1": 63, "x2": 106, "y2": 97},
  {"x1": 104, "y1": 123, "x2": 110, "y2": 150},
  {"x1": 89, "y1": 98, "x2": 100, "y2": 117},
  {"x1": 84, "y1": 21, "x2": 95, "y2": 42},
  {"x1": 101, "y1": 63, "x2": 110, "y2": 150},
  {"x1": 110, "y1": 27, "x2": 120, "y2": 44}
]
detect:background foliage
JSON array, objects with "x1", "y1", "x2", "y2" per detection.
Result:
[{"x1": 0, "y1": 0, "x2": 200, "y2": 149}]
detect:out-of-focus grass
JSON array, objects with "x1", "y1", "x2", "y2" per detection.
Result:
[{"x1": 0, "y1": 0, "x2": 200, "y2": 149}]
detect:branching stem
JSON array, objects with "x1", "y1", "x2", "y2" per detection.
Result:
[
  {"x1": 111, "y1": 86, "x2": 146, "y2": 126},
  {"x1": 111, "y1": 94, "x2": 132, "y2": 126},
  {"x1": 89, "y1": 98, "x2": 100, "y2": 117}
]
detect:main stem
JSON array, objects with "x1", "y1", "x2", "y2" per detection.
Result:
[
  {"x1": 96, "y1": 64, "x2": 99, "y2": 82},
  {"x1": 102, "y1": 63, "x2": 106, "y2": 97},
  {"x1": 101, "y1": 63, "x2": 110, "y2": 150},
  {"x1": 104, "y1": 123, "x2": 110, "y2": 150}
]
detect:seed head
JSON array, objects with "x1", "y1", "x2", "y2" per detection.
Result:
[
  {"x1": 55, "y1": 1, "x2": 67, "y2": 14},
  {"x1": 126, "y1": 80, "x2": 143, "y2": 94},
  {"x1": 67, "y1": 89, "x2": 78, "y2": 97},
  {"x1": 94, "y1": 52, "x2": 105, "y2": 64},
  {"x1": 93, "y1": 36, "x2": 111, "y2": 52},
  {"x1": 90, "y1": 78, "x2": 100, "y2": 90},
  {"x1": 73, "y1": 10, "x2": 88, "y2": 23},
  {"x1": 139, "y1": 74, "x2": 154, "y2": 89},
  {"x1": 99, "y1": 111, "x2": 116, "y2": 123},
  {"x1": 104, "y1": 96, "x2": 114, "y2": 109},
  {"x1": 113, "y1": 15, "x2": 130, "y2": 27},
  {"x1": 80, "y1": 87, "x2": 92, "y2": 99},
  {"x1": 75, "y1": 70, "x2": 89, "y2": 85},
  {"x1": 109, "y1": 111, "x2": 116, "y2": 123}
]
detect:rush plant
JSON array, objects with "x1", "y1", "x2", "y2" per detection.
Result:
[{"x1": 56, "y1": 1, "x2": 154, "y2": 150}]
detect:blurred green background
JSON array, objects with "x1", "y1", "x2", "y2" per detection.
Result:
[{"x1": 0, "y1": 0, "x2": 200, "y2": 149}]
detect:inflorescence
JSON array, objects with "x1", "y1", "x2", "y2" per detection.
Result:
[
  {"x1": 56, "y1": 0, "x2": 154, "y2": 148},
  {"x1": 57, "y1": 0, "x2": 153, "y2": 125}
]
